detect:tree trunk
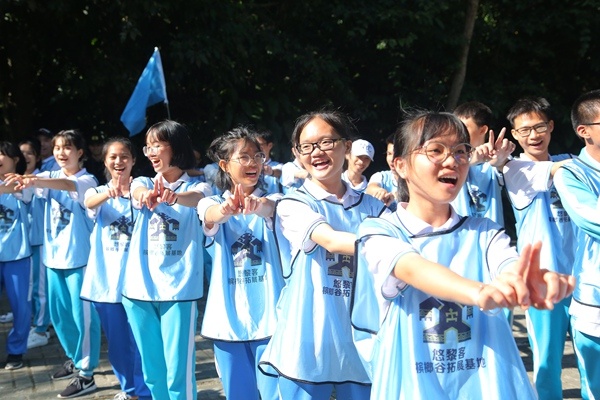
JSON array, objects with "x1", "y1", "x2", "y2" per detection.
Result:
[{"x1": 446, "y1": 0, "x2": 479, "y2": 111}]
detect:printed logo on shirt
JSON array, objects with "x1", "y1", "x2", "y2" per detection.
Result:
[
  {"x1": 468, "y1": 184, "x2": 487, "y2": 214},
  {"x1": 0, "y1": 205, "x2": 15, "y2": 232},
  {"x1": 231, "y1": 232, "x2": 262, "y2": 268},
  {"x1": 149, "y1": 212, "x2": 178, "y2": 242},
  {"x1": 549, "y1": 187, "x2": 571, "y2": 223},
  {"x1": 322, "y1": 251, "x2": 354, "y2": 298},
  {"x1": 51, "y1": 204, "x2": 72, "y2": 231},
  {"x1": 109, "y1": 216, "x2": 133, "y2": 240},
  {"x1": 420, "y1": 297, "x2": 473, "y2": 344}
]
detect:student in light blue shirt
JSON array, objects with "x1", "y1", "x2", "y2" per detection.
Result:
[
  {"x1": 197, "y1": 126, "x2": 284, "y2": 400},
  {"x1": 122, "y1": 120, "x2": 211, "y2": 400},
  {"x1": 502, "y1": 97, "x2": 576, "y2": 400},
  {"x1": 554, "y1": 89, "x2": 600, "y2": 400},
  {"x1": 81, "y1": 137, "x2": 150, "y2": 400},
  {"x1": 353, "y1": 110, "x2": 575, "y2": 400},
  {"x1": 259, "y1": 111, "x2": 387, "y2": 400},
  {"x1": 8, "y1": 130, "x2": 101, "y2": 398},
  {"x1": 0, "y1": 142, "x2": 32, "y2": 371}
]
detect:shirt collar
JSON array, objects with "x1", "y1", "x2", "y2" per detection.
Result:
[{"x1": 395, "y1": 202, "x2": 461, "y2": 235}]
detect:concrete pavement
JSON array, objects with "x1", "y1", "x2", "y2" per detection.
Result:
[{"x1": 0, "y1": 303, "x2": 582, "y2": 399}]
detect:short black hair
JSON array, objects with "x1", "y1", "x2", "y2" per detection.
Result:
[{"x1": 145, "y1": 120, "x2": 195, "y2": 170}]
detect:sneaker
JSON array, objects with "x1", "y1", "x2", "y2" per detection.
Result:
[
  {"x1": 0, "y1": 312, "x2": 13, "y2": 323},
  {"x1": 57, "y1": 376, "x2": 96, "y2": 398},
  {"x1": 52, "y1": 360, "x2": 76, "y2": 380},
  {"x1": 4, "y1": 354, "x2": 23, "y2": 370},
  {"x1": 27, "y1": 330, "x2": 49, "y2": 349},
  {"x1": 113, "y1": 392, "x2": 136, "y2": 400}
]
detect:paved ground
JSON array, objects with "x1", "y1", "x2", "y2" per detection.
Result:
[{"x1": 0, "y1": 302, "x2": 582, "y2": 399}]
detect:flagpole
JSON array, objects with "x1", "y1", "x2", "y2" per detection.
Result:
[{"x1": 165, "y1": 103, "x2": 171, "y2": 120}]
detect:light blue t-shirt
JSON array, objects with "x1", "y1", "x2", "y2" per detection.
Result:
[
  {"x1": 352, "y1": 206, "x2": 536, "y2": 399},
  {"x1": 554, "y1": 150, "x2": 600, "y2": 308},
  {"x1": 258, "y1": 181, "x2": 387, "y2": 384},
  {"x1": 197, "y1": 189, "x2": 285, "y2": 341},
  {"x1": 81, "y1": 184, "x2": 138, "y2": 303},
  {"x1": 122, "y1": 175, "x2": 205, "y2": 301},
  {"x1": 504, "y1": 154, "x2": 575, "y2": 275},
  {"x1": 451, "y1": 162, "x2": 504, "y2": 225},
  {"x1": 0, "y1": 184, "x2": 32, "y2": 262},
  {"x1": 37, "y1": 169, "x2": 97, "y2": 269}
]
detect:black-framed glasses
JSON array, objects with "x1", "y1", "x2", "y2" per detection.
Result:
[
  {"x1": 228, "y1": 152, "x2": 266, "y2": 166},
  {"x1": 581, "y1": 122, "x2": 600, "y2": 126},
  {"x1": 413, "y1": 142, "x2": 473, "y2": 165},
  {"x1": 296, "y1": 138, "x2": 344, "y2": 155},
  {"x1": 513, "y1": 122, "x2": 549, "y2": 137}
]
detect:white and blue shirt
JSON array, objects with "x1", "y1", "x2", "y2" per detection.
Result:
[
  {"x1": 554, "y1": 149, "x2": 600, "y2": 336},
  {"x1": 36, "y1": 169, "x2": 97, "y2": 269},
  {"x1": 258, "y1": 179, "x2": 387, "y2": 384},
  {"x1": 197, "y1": 189, "x2": 285, "y2": 341},
  {"x1": 122, "y1": 174, "x2": 210, "y2": 301},
  {"x1": 503, "y1": 154, "x2": 575, "y2": 276},
  {"x1": 0, "y1": 182, "x2": 32, "y2": 262},
  {"x1": 451, "y1": 162, "x2": 504, "y2": 225},
  {"x1": 81, "y1": 183, "x2": 138, "y2": 303},
  {"x1": 352, "y1": 205, "x2": 536, "y2": 399}
]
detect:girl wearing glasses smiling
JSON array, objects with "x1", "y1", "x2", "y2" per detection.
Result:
[
  {"x1": 259, "y1": 110, "x2": 388, "y2": 400},
  {"x1": 352, "y1": 111, "x2": 575, "y2": 399},
  {"x1": 197, "y1": 126, "x2": 284, "y2": 400},
  {"x1": 122, "y1": 120, "x2": 212, "y2": 400}
]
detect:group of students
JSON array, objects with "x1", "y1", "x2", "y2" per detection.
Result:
[{"x1": 0, "y1": 89, "x2": 598, "y2": 400}]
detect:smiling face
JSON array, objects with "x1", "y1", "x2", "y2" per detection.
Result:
[
  {"x1": 104, "y1": 142, "x2": 135, "y2": 184},
  {"x1": 297, "y1": 117, "x2": 350, "y2": 193},
  {"x1": 53, "y1": 137, "x2": 83, "y2": 174},
  {"x1": 19, "y1": 143, "x2": 40, "y2": 174},
  {"x1": 395, "y1": 133, "x2": 469, "y2": 218},
  {"x1": 346, "y1": 153, "x2": 371, "y2": 175},
  {"x1": 144, "y1": 134, "x2": 174, "y2": 176},
  {"x1": 219, "y1": 139, "x2": 263, "y2": 194},
  {"x1": 511, "y1": 112, "x2": 553, "y2": 161}
]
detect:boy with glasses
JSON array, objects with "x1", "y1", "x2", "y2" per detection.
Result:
[
  {"x1": 500, "y1": 97, "x2": 576, "y2": 400},
  {"x1": 554, "y1": 89, "x2": 600, "y2": 400}
]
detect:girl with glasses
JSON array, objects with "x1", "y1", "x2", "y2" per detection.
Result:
[
  {"x1": 196, "y1": 126, "x2": 284, "y2": 400},
  {"x1": 259, "y1": 111, "x2": 388, "y2": 400},
  {"x1": 122, "y1": 120, "x2": 212, "y2": 400},
  {"x1": 352, "y1": 111, "x2": 575, "y2": 399}
]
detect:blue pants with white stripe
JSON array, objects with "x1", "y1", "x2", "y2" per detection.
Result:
[
  {"x1": 122, "y1": 297, "x2": 198, "y2": 400},
  {"x1": 573, "y1": 328, "x2": 600, "y2": 400},
  {"x1": 47, "y1": 267, "x2": 100, "y2": 376},
  {"x1": 93, "y1": 302, "x2": 151, "y2": 400}
]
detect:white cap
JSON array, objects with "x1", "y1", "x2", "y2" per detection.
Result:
[{"x1": 351, "y1": 139, "x2": 375, "y2": 161}]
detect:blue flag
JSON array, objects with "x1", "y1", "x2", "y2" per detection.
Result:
[{"x1": 120, "y1": 47, "x2": 168, "y2": 136}]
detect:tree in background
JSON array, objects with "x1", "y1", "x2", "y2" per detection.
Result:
[{"x1": 1, "y1": 0, "x2": 599, "y2": 171}]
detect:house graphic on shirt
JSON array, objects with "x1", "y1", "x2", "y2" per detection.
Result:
[{"x1": 149, "y1": 212, "x2": 178, "y2": 242}]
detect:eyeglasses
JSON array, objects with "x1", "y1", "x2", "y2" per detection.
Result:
[
  {"x1": 581, "y1": 122, "x2": 600, "y2": 126},
  {"x1": 413, "y1": 142, "x2": 473, "y2": 165},
  {"x1": 142, "y1": 144, "x2": 170, "y2": 157},
  {"x1": 513, "y1": 122, "x2": 549, "y2": 137},
  {"x1": 296, "y1": 138, "x2": 344, "y2": 155},
  {"x1": 228, "y1": 152, "x2": 266, "y2": 166}
]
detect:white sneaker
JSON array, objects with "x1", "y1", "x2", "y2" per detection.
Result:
[
  {"x1": 27, "y1": 330, "x2": 49, "y2": 349},
  {"x1": 0, "y1": 312, "x2": 13, "y2": 323}
]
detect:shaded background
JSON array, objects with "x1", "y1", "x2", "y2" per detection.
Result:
[{"x1": 2, "y1": 0, "x2": 599, "y2": 174}]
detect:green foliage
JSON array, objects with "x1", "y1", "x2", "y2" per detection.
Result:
[{"x1": 1, "y1": 0, "x2": 599, "y2": 163}]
